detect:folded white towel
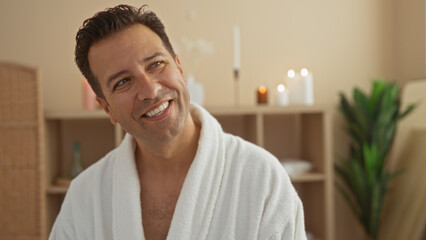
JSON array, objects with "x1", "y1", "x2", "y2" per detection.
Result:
[{"x1": 281, "y1": 159, "x2": 313, "y2": 177}]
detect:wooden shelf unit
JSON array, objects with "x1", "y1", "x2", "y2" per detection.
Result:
[
  {"x1": 44, "y1": 106, "x2": 334, "y2": 240},
  {"x1": 208, "y1": 105, "x2": 335, "y2": 240},
  {"x1": 44, "y1": 109, "x2": 121, "y2": 234}
]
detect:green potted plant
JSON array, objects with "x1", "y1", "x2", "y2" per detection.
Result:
[{"x1": 335, "y1": 79, "x2": 417, "y2": 240}]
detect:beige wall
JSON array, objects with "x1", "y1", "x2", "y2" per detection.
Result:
[
  {"x1": 0, "y1": 0, "x2": 393, "y2": 110},
  {"x1": 393, "y1": 0, "x2": 426, "y2": 83},
  {"x1": 1, "y1": 0, "x2": 419, "y2": 239}
]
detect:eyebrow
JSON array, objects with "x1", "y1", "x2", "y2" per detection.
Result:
[{"x1": 106, "y1": 51, "x2": 166, "y2": 89}]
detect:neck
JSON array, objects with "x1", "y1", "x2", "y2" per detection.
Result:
[{"x1": 134, "y1": 112, "x2": 200, "y2": 176}]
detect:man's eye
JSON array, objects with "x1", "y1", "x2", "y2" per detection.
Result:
[
  {"x1": 148, "y1": 61, "x2": 165, "y2": 72},
  {"x1": 113, "y1": 78, "x2": 130, "y2": 90}
]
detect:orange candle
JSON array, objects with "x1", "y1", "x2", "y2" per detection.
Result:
[{"x1": 257, "y1": 86, "x2": 268, "y2": 104}]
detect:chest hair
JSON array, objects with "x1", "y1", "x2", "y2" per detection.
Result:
[{"x1": 141, "y1": 182, "x2": 182, "y2": 240}]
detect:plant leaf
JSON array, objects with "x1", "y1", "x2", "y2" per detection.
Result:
[{"x1": 335, "y1": 79, "x2": 417, "y2": 238}]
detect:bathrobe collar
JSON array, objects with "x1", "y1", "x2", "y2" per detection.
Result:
[{"x1": 112, "y1": 104, "x2": 226, "y2": 240}]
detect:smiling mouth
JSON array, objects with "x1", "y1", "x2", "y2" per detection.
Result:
[{"x1": 143, "y1": 101, "x2": 170, "y2": 118}]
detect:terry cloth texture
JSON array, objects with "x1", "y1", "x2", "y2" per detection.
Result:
[{"x1": 49, "y1": 104, "x2": 307, "y2": 240}]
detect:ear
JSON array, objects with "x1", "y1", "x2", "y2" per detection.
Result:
[
  {"x1": 175, "y1": 56, "x2": 184, "y2": 76},
  {"x1": 96, "y1": 97, "x2": 118, "y2": 125}
]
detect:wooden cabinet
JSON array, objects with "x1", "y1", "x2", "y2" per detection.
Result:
[{"x1": 44, "y1": 105, "x2": 334, "y2": 240}]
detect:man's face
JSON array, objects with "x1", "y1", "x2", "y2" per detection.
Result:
[{"x1": 88, "y1": 24, "x2": 190, "y2": 145}]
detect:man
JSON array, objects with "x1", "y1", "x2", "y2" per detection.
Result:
[{"x1": 50, "y1": 4, "x2": 307, "y2": 240}]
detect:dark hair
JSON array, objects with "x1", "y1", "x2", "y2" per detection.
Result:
[{"x1": 75, "y1": 4, "x2": 176, "y2": 98}]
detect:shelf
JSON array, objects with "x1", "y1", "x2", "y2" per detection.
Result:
[
  {"x1": 47, "y1": 185, "x2": 68, "y2": 194},
  {"x1": 44, "y1": 105, "x2": 330, "y2": 119},
  {"x1": 206, "y1": 105, "x2": 330, "y2": 115},
  {"x1": 45, "y1": 109, "x2": 107, "y2": 119},
  {"x1": 47, "y1": 178, "x2": 71, "y2": 194},
  {"x1": 291, "y1": 172, "x2": 325, "y2": 182}
]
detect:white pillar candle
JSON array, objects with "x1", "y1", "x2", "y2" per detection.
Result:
[
  {"x1": 233, "y1": 25, "x2": 241, "y2": 70},
  {"x1": 276, "y1": 84, "x2": 289, "y2": 106},
  {"x1": 300, "y1": 68, "x2": 314, "y2": 105},
  {"x1": 286, "y1": 69, "x2": 302, "y2": 105}
]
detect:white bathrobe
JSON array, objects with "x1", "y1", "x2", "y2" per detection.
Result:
[{"x1": 50, "y1": 104, "x2": 307, "y2": 240}]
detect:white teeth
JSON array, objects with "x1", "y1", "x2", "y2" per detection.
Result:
[{"x1": 145, "y1": 101, "x2": 169, "y2": 117}]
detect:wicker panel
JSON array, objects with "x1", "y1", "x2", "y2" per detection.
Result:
[
  {"x1": 0, "y1": 128, "x2": 38, "y2": 168},
  {"x1": 0, "y1": 62, "x2": 44, "y2": 240},
  {"x1": 0, "y1": 169, "x2": 41, "y2": 237},
  {"x1": 0, "y1": 63, "x2": 38, "y2": 124}
]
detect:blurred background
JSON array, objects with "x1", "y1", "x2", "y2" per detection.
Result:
[{"x1": 1, "y1": 0, "x2": 425, "y2": 239}]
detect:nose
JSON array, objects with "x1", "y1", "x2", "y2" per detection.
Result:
[{"x1": 135, "y1": 73, "x2": 161, "y2": 101}]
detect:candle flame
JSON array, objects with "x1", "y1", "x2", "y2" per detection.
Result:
[
  {"x1": 277, "y1": 84, "x2": 286, "y2": 92},
  {"x1": 287, "y1": 69, "x2": 295, "y2": 78},
  {"x1": 301, "y1": 68, "x2": 309, "y2": 77},
  {"x1": 259, "y1": 86, "x2": 267, "y2": 94}
]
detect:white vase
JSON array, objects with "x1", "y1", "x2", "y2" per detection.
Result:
[{"x1": 187, "y1": 74, "x2": 204, "y2": 106}]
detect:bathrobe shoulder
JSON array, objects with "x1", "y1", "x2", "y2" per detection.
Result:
[
  {"x1": 49, "y1": 104, "x2": 306, "y2": 240},
  {"x1": 206, "y1": 121, "x2": 306, "y2": 240},
  {"x1": 216, "y1": 135, "x2": 306, "y2": 240},
  {"x1": 49, "y1": 132, "x2": 142, "y2": 240}
]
